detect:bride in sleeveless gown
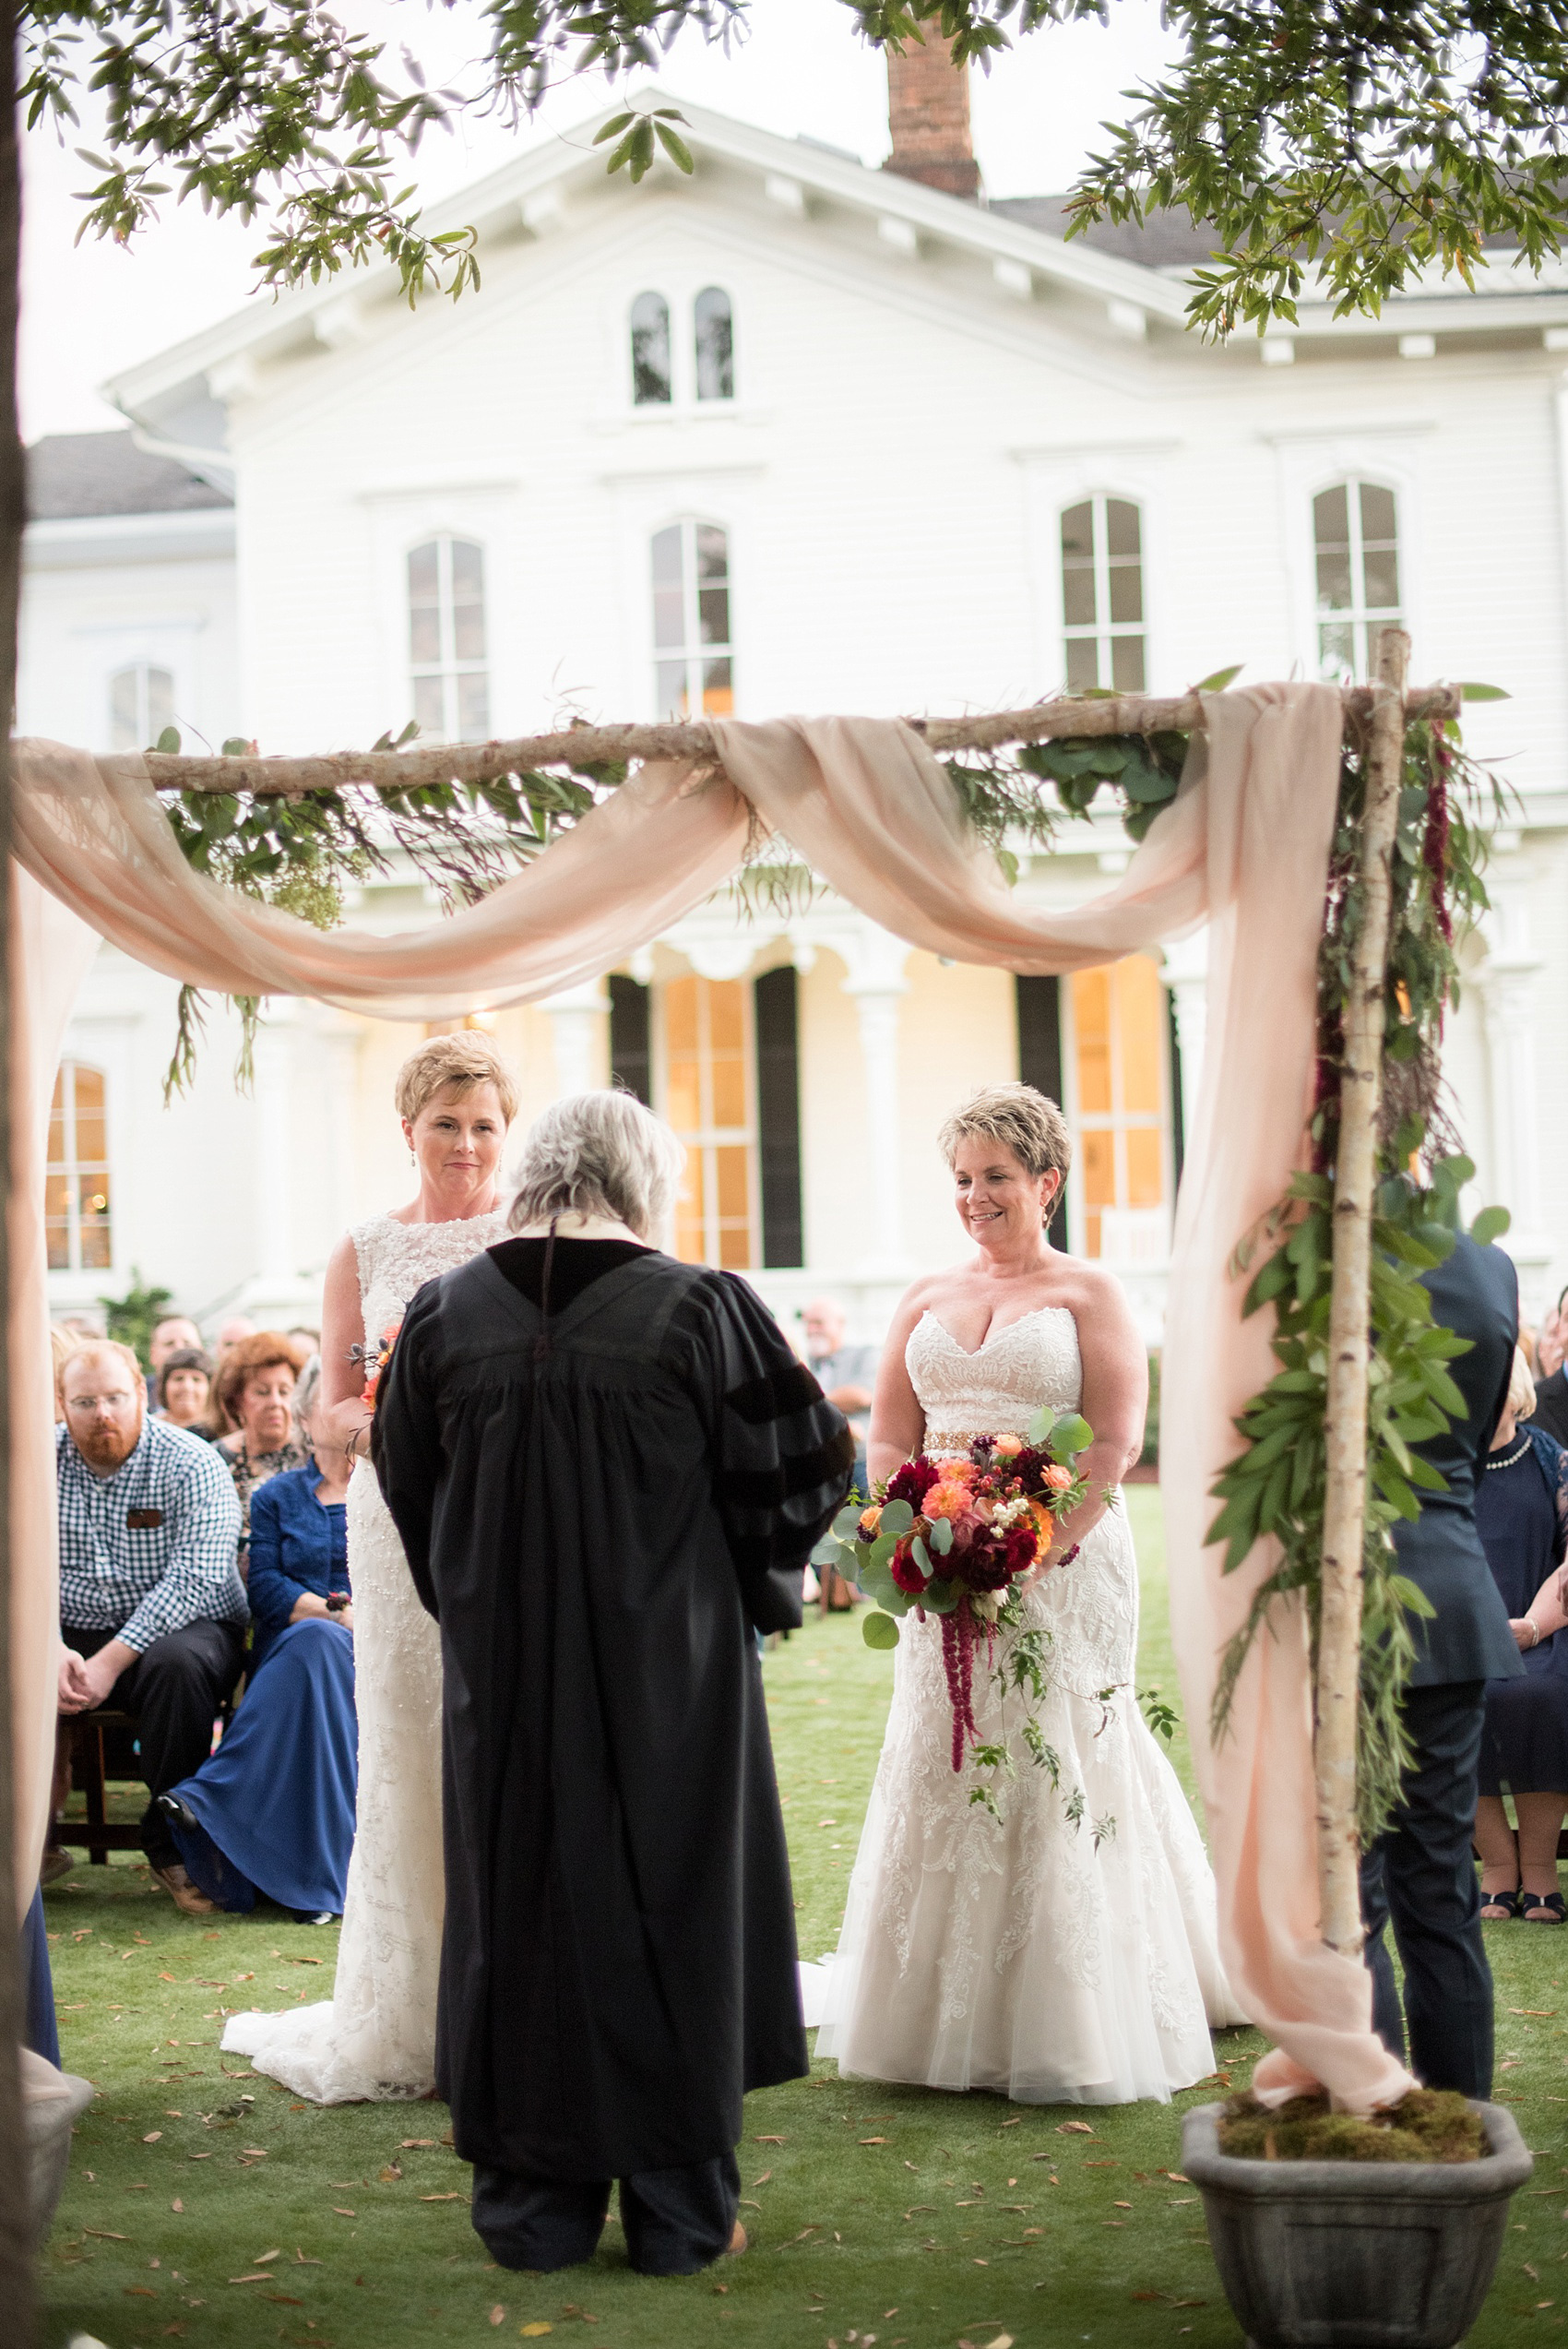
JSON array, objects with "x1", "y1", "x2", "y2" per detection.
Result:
[
  {"x1": 818, "y1": 1086, "x2": 1245, "y2": 2106},
  {"x1": 224, "y1": 1039, "x2": 514, "y2": 2102}
]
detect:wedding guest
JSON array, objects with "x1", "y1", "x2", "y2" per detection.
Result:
[
  {"x1": 374, "y1": 1089, "x2": 852, "y2": 2277},
  {"x1": 802, "y1": 1297, "x2": 879, "y2": 1610},
  {"x1": 156, "y1": 1347, "x2": 214, "y2": 1435},
  {"x1": 213, "y1": 1332, "x2": 309, "y2": 1561},
  {"x1": 158, "y1": 1355, "x2": 356, "y2": 1922},
  {"x1": 215, "y1": 1315, "x2": 258, "y2": 1362},
  {"x1": 53, "y1": 1339, "x2": 245, "y2": 1917},
  {"x1": 1472, "y1": 1348, "x2": 1568, "y2": 1922},
  {"x1": 148, "y1": 1315, "x2": 202, "y2": 1388},
  {"x1": 1360, "y1": 1232, "x2": 1523, "y2": 2095},
  {"x1": 1528, "y1": 1285, "x2": 1568, "y2": 1447}
]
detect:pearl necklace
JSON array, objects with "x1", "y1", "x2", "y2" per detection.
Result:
[{"x1": 1487, "y1": 1434, "x2": 1532, "y2": 1472}]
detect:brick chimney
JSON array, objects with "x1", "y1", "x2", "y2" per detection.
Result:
[{"x1": 884, "y1": 31, "x2": 981, "y2": 202}]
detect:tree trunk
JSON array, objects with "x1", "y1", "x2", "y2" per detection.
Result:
[{"x1": 1315, "y1": 626, "x2": 1411, "y2": 1959}]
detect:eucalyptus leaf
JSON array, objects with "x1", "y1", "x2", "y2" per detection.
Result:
[
  {"x1": 1469, "y1": 1204, "x2": 1512, "y2": 1246},
  {"x1": 1048, "y1": 1413, "x2": 1093, "y2": 1462},
  {"x1": 862, "y1": 1611, "x2": 900, "y2": 1651},
  {"x1": 930, "y1": 1515, "x2": 954, "y2": 1556},
  {"x1": 878, "y1": 1498, "x2": 914, "y2": 1536},
  {"x1": 921, "y1": 1577, "x2": 960, "y2": 1616}
]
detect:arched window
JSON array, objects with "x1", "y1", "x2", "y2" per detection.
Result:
[
  {"x1": 408, "y1": 536, "x2": 489, "y2": 743},
  {"x1": 1313, "y1": 481, "x2": 1401, "y2": 684},
  {"x1": 47, "y1": 1060, "x2": 112, "y2": 1272},
  {"x1": 663, "y1": 974, "x2": 754, "y2": 1270},
  {"x1": 651, "y1": 521, "x2": 733, "y2": 719},
  {"x1": 631, "y1": 291, "x2": 672, "y2": 405},
  {"x1": 1060, "y1": 496, "x2": 1145, "y2": 693},
  {"x1": 109, "y1": 662, "x2": 174, "y2": 753},
  {"x1": 694, "y1": 286, "x2": 734, "y2": 402}
]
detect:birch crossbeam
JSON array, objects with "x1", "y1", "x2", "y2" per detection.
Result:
[{"x1": 123, "y1": 684, "x2": 1464, "y2": 800}]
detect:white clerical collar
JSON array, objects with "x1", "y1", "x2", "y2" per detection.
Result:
[{"x1": 510, "y1": 1212, "x2": 650, "y2": 1247}]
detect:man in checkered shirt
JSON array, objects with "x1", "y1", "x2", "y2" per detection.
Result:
[{"x1": 56, "y1": 1338, "x2": 246, "y2": 1915}]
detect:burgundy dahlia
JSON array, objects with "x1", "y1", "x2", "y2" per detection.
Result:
[{"x1": 885, "y1": 1457, "x2": 942, "y2": 1510}]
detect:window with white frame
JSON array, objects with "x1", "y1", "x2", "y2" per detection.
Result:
[
  {"x1": 652, "y1": 521, "x2": 733, "y2": 719},
  {"x1": 109, "y1": 662, "x2": 175, "y2": 752},
  {"x1": 408, "y1": 537, "x2": 489, "y2": 742},
  {"x1": 631, "y1": 291, "x2": 672, "y2": 405},
  {"x1": 694, "y1": 287, "x2": 734, "y2": 401},
  {"x1": 47, "y1": 1060, "x2": 113, "y2": 1273},
  {"x1": 662, "y1": 973, "x2": 756, "y2": 1270},
  {"x1": 1061, "y1": 496, "x2": 1146, "y2": 692},
  {"x1": 1313, "y1": 481, "x2": 1401, "y2": 684}
]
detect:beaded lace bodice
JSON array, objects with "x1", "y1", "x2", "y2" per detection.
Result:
[
  {"x1": 907, "y1": 1304, "x2": 1085, "y2": 1449},
  {"x1": 350, "y1": 1209, "x2": 511, "y2": 1343}
]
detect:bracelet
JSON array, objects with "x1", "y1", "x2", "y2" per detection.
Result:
[{"x1": 1526, "y1": 1615, "x2": 1541, "y2": 1648}]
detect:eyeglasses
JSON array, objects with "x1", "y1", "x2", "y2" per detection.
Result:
[{"x1": 67, "y1": 1391, "x2": 137, "y2": 1413}]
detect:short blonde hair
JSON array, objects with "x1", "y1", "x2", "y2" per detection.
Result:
[
  {"x1": 509, "y1": 1091, "x2": 684, "y2": 1242},
  {"x1": 394, "y1": 1031, "x2": 519, "y2": 1128},
  {"x1": 1508, "y1": 1344, "x2": 1538, "y2": 1426},
  {"x1": 938, "y1": 1082, "x2": 1073, "y2": 1186}
]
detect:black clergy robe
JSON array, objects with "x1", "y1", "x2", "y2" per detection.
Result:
[{"x1": 373, "y1": 1241, "x2": 853, "y2": 2182}]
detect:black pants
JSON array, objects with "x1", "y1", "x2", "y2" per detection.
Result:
[
  {"x1": 63, "y1": 1619, "x2": 245, "y2": 1869},
  {"x1": 1360, "y1": 1677, "x2": 1493, "y2": 2099},
  {"x1": 472, "y1": 2150, "x2": 740, "y2": 2277}
]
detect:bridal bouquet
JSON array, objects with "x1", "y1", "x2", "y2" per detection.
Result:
[
  {"x1": 350, "y1": 1318, "x2": 402, "y2": 1410},
  {"x1": 814, "y1": 1406, "x2": 1095, "y2": 1788}
]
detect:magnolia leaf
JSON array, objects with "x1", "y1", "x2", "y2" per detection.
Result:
[
  {"x1": 1194, "y1": 662, "x2": 1243, "y2": 691},
  {"x1": 1456, "y1": 681, "x2": 1510, "y2": 701},
  {"x1": 1470, "y1": 1203, "x2": 1512, "y2": 1246},
  {"x1": 862, "y1": 1611, "x2": 900, "y2": 1651}
]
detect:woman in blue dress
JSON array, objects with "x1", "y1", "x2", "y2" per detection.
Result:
[
  {"x1": 1474, "y1": 1347, "x2": 1568, "y2": 1923},
  {"x1": 159, "y1": 1357, "x2": 358, "y2": 1923}
]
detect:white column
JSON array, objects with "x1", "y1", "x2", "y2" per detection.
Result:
[
  {"x1": 251, "y1": 1012, "x2": 296, "y2": 1294},
  {"x1": 841, "y1": 923, "x2": 912, "y2": 1279},
  {"x1": 1479, "y1": 883, "x2": 1552, "y2": 1309},
  {"x1": 1159, "y1": 930, "x2": 1208, "y2": 1150},
  {"x1": 542, "y1": 983, "x2": 611, "y2": 1097}
]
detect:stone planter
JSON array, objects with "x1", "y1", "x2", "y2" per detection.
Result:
[{"x1": 1181, "y1": 2100, "x2": 1532, "y2": 2349}]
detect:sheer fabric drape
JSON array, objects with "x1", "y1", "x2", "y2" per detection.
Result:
[{"x1": 10, "y1": 688, "x2": 1414, "y2": 2108}]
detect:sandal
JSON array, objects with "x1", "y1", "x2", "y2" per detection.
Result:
[
  {"x1": 1479, "y1": 1888, "x2": 1522, "y2": 1920},
  {"x1": 1523, "y1": 1890, "x2": 1567, "y2": 1924}
]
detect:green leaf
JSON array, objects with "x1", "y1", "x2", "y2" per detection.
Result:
[
  {"x1": 1469, "y1": 1204, "x2": 1512, "y2": 1246},
  {"x1": 1047, "y1": 1413, "x2": 1093, "y2": 1462},
  {"x1": 878, "y1": 1498, "x2": 913, "y2": 1536},
  {"x1": 154, "y1": 725, "x2": 181, "y2": 754},
  {"x1": 593, "y1": 111, "x2": 636, "y2": 145},
  {"x1": 911, "y1": 1533, "x2": 932, "y2": 1580},
  {"x1": 921, "y1": 1577, "x2": 960, "y2": 1615},
  {"x1": 929, "y1": 1515, "x2": 954, "y2": 1556},
  {"x1": 653, "y1": 120, "x2": 695, "y2": 174},
  {"x1": 831, "y1": 1504, "x2": 862, "y2": 1542},
  {"x1": 995, "y1": 847, "x2": 1019, "y2": 888},
  {"x1": 1456, "y1": 682, "x2": 1511, "y2": 702},
  {"x1": 862, "y1": 1610, "x2": 900, "y2": 1651},
  {"x1": 1194, "y1": 663, "x2": 1243, "y2": 692}
]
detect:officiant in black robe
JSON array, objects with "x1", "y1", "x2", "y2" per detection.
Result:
[{"x1": 373, "y1": 1090, "x2": 853, "y2": 2278}]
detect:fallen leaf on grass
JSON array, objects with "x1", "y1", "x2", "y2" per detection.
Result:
[
  {"x1": 1511, "y1": 2010, "x2": 1559, "y2": 2018},
  {"x1": 400, "y1": 2138, "x2": 435, "y2": 2148},
  {"x1": 421, "y1": 2191, "x2": 465, "y2": 2202},
  {"x1": 125, "y1": 2286, "x2": 158, "y2": 2297},
  {"x1": 519, "y1": 2327, "x2": 552, "y2": 2339},
  {"x1": 252, "y1": 2249, "x2": 281, "y2": 2263},
  {"x1": 293, "y1": 2251, "x2": 322, "y2": 2265},
  {"x1": 378, "y1": 2164, "x2": 402, "y2": 2183},
  {"x1": 228, "y1": 2273, "x2": 273, "y2": 2284},
  {"x1": 331, "y1": 2208, "x2": 355, "y2": 2217},
  {"x1": 1526, "y1": 2263, "x2": 1541, "y2": 2282},
  {"x1": 171, "y1": 2200, "x2": 183, "y2": 2213},
  {"x1": 143, "y1": 2131, "x2": 162, "y2": 2143},
  {"x1": 751, "y1": 2171, "x2": 773, "y2": 2187},
  {"x1": 1166, "y1": 2172, "x2": 1192, "y2": 2184},
  {"x1": 490, "y1": 2309, "x2": 505, "y2": 2327},
  {"x1": 860, "y1": 2137, "x2": 887, "y2": 2145},
  {"x1": 1057, "y1": 2121, "x2": 1095, "y2": 2136},
  {"x1": 85, "y1": 2228, "x2": 127, "y2": 2240},
  {"x1": 754, "y1": 2134, "x2": 786, "y2": 2144}
]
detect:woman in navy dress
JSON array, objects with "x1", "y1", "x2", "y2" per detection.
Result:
[
  {"x1": 1474, "y1": 1347, "x2": 1568, "y2": 1923},
  {"x1": 160, "y1": 1357, "x2": 358, "y2": 1923}
]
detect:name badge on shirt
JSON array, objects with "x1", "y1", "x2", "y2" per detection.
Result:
[{"x1": 126, "y1": 1508, "x2": 163, "y2": 1530}]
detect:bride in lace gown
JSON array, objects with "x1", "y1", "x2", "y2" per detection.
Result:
[
  {"x1": 818, "y1": 1084, "x2": 1244, "y2": 2106},
  {"x1": 224, "y1": 1035, "x2": 516, "y2": 2103}
]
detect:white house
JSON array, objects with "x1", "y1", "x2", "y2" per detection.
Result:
[{"x1": 23, "y1": 47, "x2": 1568, "y2": 1358}]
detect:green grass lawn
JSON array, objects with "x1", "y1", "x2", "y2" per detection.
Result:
[{"x1": 37, "y1": 1488, "x2": 1568, "y2": 2349}]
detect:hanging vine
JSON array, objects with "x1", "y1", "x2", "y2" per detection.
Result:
[{"x1": 1207, "y1": 711, "x2": 1514, "y2": 1843}]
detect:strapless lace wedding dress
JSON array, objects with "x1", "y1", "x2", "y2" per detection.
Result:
[
  {"x1": 816, "y1": 1305, "x2": 1245, "y2": 2105},
  {"x1": 223, "y1": 1209, "x2": 509, "y2": 2103}
]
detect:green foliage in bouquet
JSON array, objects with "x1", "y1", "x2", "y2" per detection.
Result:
[{"x1": 1206, "y1": 709, "x2": 1514, "y2": 1844}]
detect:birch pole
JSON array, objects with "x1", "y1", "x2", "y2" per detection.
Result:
[{"x1": 1315, "y1": 625, "x2": 1411, "y2": 1956}]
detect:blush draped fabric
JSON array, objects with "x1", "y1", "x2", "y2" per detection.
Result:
[{"x1": 10, "y1": 692, "x2": 1415, "y2": 2107}]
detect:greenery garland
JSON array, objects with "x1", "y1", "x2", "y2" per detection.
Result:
[{"x1": 1207, "y1": 712, "x2": 1512, "y2": 1844}]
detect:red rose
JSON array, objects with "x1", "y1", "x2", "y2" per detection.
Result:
[{"x1": 890, "y1": 1540, "x2": 930, "y2": 1595}]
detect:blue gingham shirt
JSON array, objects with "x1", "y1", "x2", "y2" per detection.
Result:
[{"x1": 56, "y1": 1417, "x2": 246, "y2": 1653}]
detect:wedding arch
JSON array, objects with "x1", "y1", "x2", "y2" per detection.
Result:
[{"x1": 6, "y1": 630, "x2": 1491, "y2": 2115}]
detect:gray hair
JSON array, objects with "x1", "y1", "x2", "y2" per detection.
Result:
[
  {"x1": 939, "y1": 1081, "x2": 1073, "y2": 1186},
  {"x1": 293, "y1": 1353, "x2": 324, "y2": 1425},
  {"x1": 508, "y1": 1090, "x2": 685, "y2": 1243}
]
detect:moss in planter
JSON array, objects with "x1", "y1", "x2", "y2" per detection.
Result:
[{"x1": 1218, "y1": 2087, "x2": 1487, "y2": 2164}]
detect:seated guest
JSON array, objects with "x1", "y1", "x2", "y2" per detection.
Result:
[
  {"x1": 54, "y1": 1340, "x2": 245, "y2": 1918},
  {"x1": 1475, "y1": 1346, "x2": 1568, "y2": 1923},
  {"x1": 1528, "y1": 1284, "x2": 1568, "y2": 1447},
  {"x1": 159, "y1": 1356, "x2": 356, "y2": 1923},
  {"x1": 216, "y1": 1315, "x2": 257, "y2": 1363},
  {"x1": 148, "y1": 1316, "x2": 203, "y2": 1405},
  {"x1": 212, "y1": 1331, "x2": 309, "y2": 1565},
  {"x1": 802, "y1": 1298, "x2": 879, "y2": 1609},
  {"x1": 157, "y1": 1346, "x2": 214, "y2": 1436}
]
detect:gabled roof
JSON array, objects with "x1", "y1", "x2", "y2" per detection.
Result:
[{"x1": 28, "y1": 430, "x2": 232, "y2": 519}]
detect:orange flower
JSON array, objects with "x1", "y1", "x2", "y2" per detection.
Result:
[
  {"x1": 923, "y1": 1479, "x2": 974, "y2": 1524},
  {"x1": 992, "y1": 1433, "x2": 1022, "y2": 1458},
  {"x1": 859, "y1": 1503, "x2": 884, "y2": 1541},
  {"x1": 932, "y1": 1456, "x2": 978, "y2": 1486},
  {"x1": 1043, "y1": 1463, "x2": 1074, "y2": 1494}
]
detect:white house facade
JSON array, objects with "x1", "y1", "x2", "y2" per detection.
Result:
[{"x1": 22, "y1": 63, "x2": 1568, "y2": 1357}]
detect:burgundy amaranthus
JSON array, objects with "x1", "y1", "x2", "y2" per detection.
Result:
[{"x1": 941, "y1": 1610, "x2": 979, "y2": 1773}]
